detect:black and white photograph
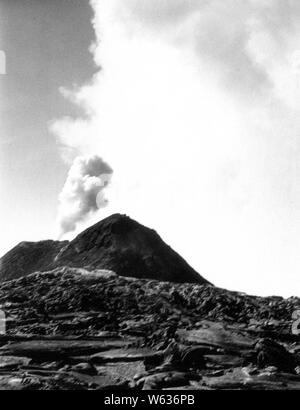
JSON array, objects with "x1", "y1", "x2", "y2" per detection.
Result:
[{"x1": 1, "y1": 0, "x2": 300, "y2": 395}]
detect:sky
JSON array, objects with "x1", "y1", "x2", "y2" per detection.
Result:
[
  {"x1": 1, "y1": 0, "x2": 300, "y2": 297},
  {"x1": 0, "y1": 0, "x2": 95, "y2": 250}
]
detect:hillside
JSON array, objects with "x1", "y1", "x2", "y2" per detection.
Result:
[
  {"x1": 0, "y1": 214, "x2": 208, "y2": 285},
  {"x1": 0, "y1": 240, "x2": 67, "y2": 283}
]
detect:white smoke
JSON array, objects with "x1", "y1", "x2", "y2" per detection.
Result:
[
  {"x1": 57, "y1": 155, "x2": 113, "y2": 236},
  {"x1": 51, "y1": 0, "x2": 300, "y2": 296}
]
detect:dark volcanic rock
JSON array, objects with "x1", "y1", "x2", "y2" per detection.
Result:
[
  {"x1": 0, "y1": 215, "x2": 300, "y2": 390},
  {"x1": 0, "y1": 214, "x2": 208, "y2": 285},
  {"x1": 54, "y1": 214, "x2": 207, "y2": 284},
  {"x1": 255, "y1": 338, "x2": 297, "y2": 373},
  {"x1": 0, "y1": 240, "x2": 67, "y2": 283},
  {"x1": 0, "y1": 267, "x2": 299, "y2": 390}
]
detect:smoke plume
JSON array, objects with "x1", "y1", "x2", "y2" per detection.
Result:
[
  {"x1": 51, "y1": 0, "x2": 300, "y2": 296},
  {"x1": 57, "y1": 155, "x2": 113, "y2": 236}
]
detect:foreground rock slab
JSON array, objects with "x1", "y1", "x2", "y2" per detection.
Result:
[{"x1": 0, "y1": 267, "x2": 299, "y2": 390}]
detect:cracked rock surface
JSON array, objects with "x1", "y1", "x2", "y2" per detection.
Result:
[{"x1": 0, "y1": 267, "x2": 299, "y2": 390}]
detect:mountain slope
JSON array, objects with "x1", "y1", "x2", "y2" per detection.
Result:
[
  {"x1": 0, "y1": 240, "x2": 67, "y2": 283},
  {"x1": 54, "y1": 214, "x2": 208, "y2": 284},
  {"x1": 0, "y1": 214, "x2": 209, "y2": 285}
]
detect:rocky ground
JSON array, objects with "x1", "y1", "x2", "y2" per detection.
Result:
[{"x1": 0, "y1": 267, "x2": 300, "y2": 390}]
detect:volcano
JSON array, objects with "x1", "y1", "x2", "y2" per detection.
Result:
[
  {"x1": 0, "y1": 213, "x2": 209, "y2": 285},
  {"x1": 0, "y1": 214, "x2": 299, "y2": 391}
]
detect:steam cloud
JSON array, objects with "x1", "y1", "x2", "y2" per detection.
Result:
[
  {"x1": 51, "y1": 0, "x2": 300, "y2": 296},
  {"x1": 57, "y1": 155, "x2": 113, "y2": 236}
]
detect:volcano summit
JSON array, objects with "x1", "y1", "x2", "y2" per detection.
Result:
[{"x1": 0, "y1": 214, "x2": 209, "y2": 285}]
